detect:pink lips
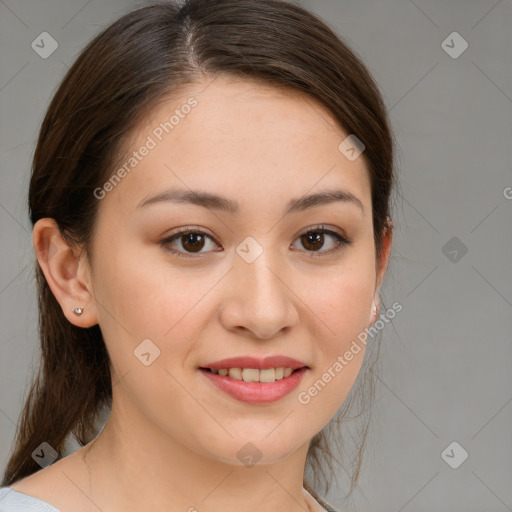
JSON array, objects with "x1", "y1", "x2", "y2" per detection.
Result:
[{"x1": 199, "y1": 355, "x2": 309, "y2": 405}]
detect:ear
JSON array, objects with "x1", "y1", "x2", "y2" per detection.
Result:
[
  {"x1": 33, "y1": 218, "x2": 99, "y2": 328},
  {"x1": 370, "y1": 218, "x2": 393, "y2": 322}
]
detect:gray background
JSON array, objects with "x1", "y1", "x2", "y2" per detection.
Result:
[{"x1": 1, "y1": 1, "x2": 511, "y2": 511}]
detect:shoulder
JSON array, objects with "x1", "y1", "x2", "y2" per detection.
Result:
[
  {"x1": 0, "y1": 487, "x2": 60, "y2": 511},
  {"x1": 1, "y1": 445, "x2": 91, "y2": 512}
]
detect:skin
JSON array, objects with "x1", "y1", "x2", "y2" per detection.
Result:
[{"x1": 18, "y1": 76, "x2": 392, "y2": 512}]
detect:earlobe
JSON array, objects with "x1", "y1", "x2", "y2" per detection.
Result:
[
  {"x1": 32, "y1": 218, "x2": 98, "y2": 327},
  {"x1": 370, "y1": 300, "x2": 380, "y2": 324}
]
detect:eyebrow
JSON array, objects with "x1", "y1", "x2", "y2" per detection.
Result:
[{"x1": 137, "y1": 187, "x2": 364, "y2": 215}]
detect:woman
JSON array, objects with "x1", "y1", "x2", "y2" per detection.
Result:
[{"x1": 0, "y1": 0, "x2": 395, "y2": 510}]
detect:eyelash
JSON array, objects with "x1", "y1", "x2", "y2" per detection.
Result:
[{"x1": 159, "y1": 225, "x2": 352, "y2": 259}]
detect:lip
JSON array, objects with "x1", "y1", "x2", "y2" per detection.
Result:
[
  {"x1": 201, "y1": 355, "x2": 308, "y2": 371},
  {"x1": 200, "y1": 367, "x2": 308, "y2": 404}
]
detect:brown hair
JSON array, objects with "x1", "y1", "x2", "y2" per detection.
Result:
[{"x1": 2, "y1": 0, "x2": 395, "y2": 501}]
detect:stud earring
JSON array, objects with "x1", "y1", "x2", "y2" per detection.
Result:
[{"x1": 73, "y1": 307, "x2": 84, "y2": 316}]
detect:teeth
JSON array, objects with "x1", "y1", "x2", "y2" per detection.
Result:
[
  {"x1": 228, "y1": 368, "x2": 243, "y2": 380},
  {"x1": 210, "y1": 367, "x2": 297, "y2": 383},
  {"x1": 242, "y1": 368, "x2": 260, "y2": 382},
  {"x1": 259, "y1": 368, "x2": 276, "y2": 383}
]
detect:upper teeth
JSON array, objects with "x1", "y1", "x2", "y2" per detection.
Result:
[{"x1": 211, "y1": 367, "x2": 294, "y2": 382}]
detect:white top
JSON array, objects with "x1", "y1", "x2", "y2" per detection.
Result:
[
  {"x1": 0, "y1": 486, "x2": 338, "y2": 512},
  {"x1": 0, "y1": 488, "x2": 60, "y2": 512}
]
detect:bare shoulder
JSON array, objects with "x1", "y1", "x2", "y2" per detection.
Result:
[{"x1": 10, "y1": 447, "x2": 94, "y2": 512}]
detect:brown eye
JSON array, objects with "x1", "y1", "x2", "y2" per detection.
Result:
[
  {"x1": 300, "y1": 231, "x2": 325, "y2": 252},
  {"x1": 160, "y1": 228, "x2": 220, "y2": 258},
  {"x1": 180, "y1": 232, "x2": 206, "y2": 253},
  {"x1": 292, "y1": 226, "x2": 351, "y2": 257}
]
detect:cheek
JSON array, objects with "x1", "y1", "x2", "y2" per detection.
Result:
[
  {"x1": 295, "y1": 252, "x2": 375, "y2": 412},
  {"x1": 306, "y1": 254, "x2": 376, "y2": 344},
  {"x1": 90, "y1": 235, "x2": 223, "y2": 365}
]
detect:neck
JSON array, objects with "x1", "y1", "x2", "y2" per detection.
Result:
[{"x1": 78, "y1": 399, "x2": 322, "y2": 512}]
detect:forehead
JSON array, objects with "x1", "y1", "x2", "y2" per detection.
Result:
[{"x1": 101, "y1": 77, "x2": 371, "y2": 217}]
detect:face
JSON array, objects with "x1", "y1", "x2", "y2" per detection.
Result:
[{"x1": 82, "y1": 77, "x2": 388, "y2": 466}]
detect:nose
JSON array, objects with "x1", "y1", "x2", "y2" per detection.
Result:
[{"x1": 219, "y1": 247, "x2": 300, "y2": 340}]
